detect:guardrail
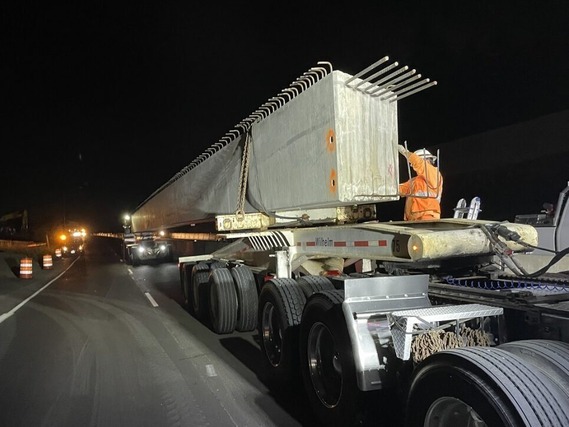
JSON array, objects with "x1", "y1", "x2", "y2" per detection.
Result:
[
  {"x1": 92, "y1": 232, "x2": 222, "y2": 241},
  {"x1": 92, "y1": 233, "x2": 123, "y2": 239},
  {"x1": 0, "y1": 239, "x2": 47, "y2": 249}
]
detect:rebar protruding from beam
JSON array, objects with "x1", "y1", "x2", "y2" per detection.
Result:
[
  {"x1": 368, "y1": 67, "x2": 415, "y2": 96},
  {"x1": 388, "y1": 78, "x2": 431, "y2": 99},
  {"x1": 226, "y1": 130, "x2": 239, "y2": 139},
  {"x1": 365, "y1": 65, "x2": 410, "y2": 94},
  {"x1": 269, "y1": 96, "x2": 284, "y2": 108},
  {"x1": 292, "y1": 80, "x2": 307, "y2": 92},
  {"x1": 283, "y1": 87, "x2": 298, "y2": 98},
  {"x1": 309, "y1": 66, "x2": 327, "y2": 79},
  {"x1": 279, "y1": 91, "x2": 292, "y2": 102},
  {"x1": 345, "y1": 55, "x2": 436, "y2": 101},
  {"x1": 252, "y1": 109, "x2": 266, "y2": 120},
  {"x1": 236, "y1": 122, "x2": 249, "y2": 133},
  {"x1": 301, "y1": 72, "x2": 316, "y2": 85},
  {"x1": 317, "y1": 61, "x2": 333, "y2": 73},
  {"x1": 344, "y1": 56, "x2": 389, "y2": 84},
  {"x1": 388, "y1": 80, "x2": 438, "y2": 102},
  {"x1": 354, "y1": 61, "x2": 399, "y2": 89},
  {"x1": 375, "y1": 73, "x2": 423, "y2": 98}
]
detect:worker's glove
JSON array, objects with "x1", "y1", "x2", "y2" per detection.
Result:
[{"x1": 397, "y1": 144, "x2": 409, "y2": 157}]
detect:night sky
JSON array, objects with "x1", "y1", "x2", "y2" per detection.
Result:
[{"x1": 3, "y1": 2, "x2": 569, "y2": 234}]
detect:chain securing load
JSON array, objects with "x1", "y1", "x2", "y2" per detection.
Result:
[{"x1": 410, "y1": 323, "x2": 492, "y2": 363}]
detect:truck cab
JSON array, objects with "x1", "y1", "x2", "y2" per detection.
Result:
[
  {"x1": 515, "y1": 182, "x2": 569, "y2": 255},
  {"x1": 122, "y1": 231, "x2": 173, "y2": 266}
]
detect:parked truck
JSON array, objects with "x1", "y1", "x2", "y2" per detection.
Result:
[{"x1": 128, "y1": 56, "x2": 569, "y2": 427}]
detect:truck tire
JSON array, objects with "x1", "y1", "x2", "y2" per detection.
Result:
[
  {"x1": 405, "y1": 346, "x2": 569, "y2": 427},
  {"x1": 299, "y1": 289, "x2": 379, "y2": 427},
  {"x1": 210, "y1": 260, "x2": 227, "y2": 269},
  {"x1": 297, "y1": 275, "x2": 335, "y2": 299},
  {"x1": 498, "y1": 339, "x2": 569, "y2": 397},
  {"x1": 258, "y1": 278, "x2": 306, "y2": 386},
  {"x1": 231, "y1": 265, "x2": 258, "y2": 332},
  {"x1": 209, "y1": 267, "x2": 238, "y2": 334},
  {"x1": 181, "y1": 263, "x2": 194, "y2": 313},
  {"x1": 192, "y1": 262, "x2": 210, "y2": 321}
]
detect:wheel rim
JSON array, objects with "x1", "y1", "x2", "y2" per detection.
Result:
[
  {"x1": 261, "y1": 302, "x2": 282, "y2": 367},
  {"x1": 425, "y1": 397, "x2": 486, "y2": 427},
  {"x1": 307, "y1": 321, "x2": 342, "y2": 408}
]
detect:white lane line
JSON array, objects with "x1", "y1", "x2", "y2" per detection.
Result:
[
  {"x1": 0, "y1": 256, "x2": 80, "y2": 324},
  {"x1": 205, "y1": 364, "x2": 217, "y2": 377},
  {"x1": 144, "y1": 292, "x2": 159, "y2": 307}
]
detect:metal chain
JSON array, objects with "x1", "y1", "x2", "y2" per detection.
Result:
[{"x1": 410, "y1": 325, "x2": 490, "y2": 363}]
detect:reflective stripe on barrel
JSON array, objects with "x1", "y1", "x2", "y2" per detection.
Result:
[{"x1": 19, "y1": 257, "x2": 33, "y2": 279}]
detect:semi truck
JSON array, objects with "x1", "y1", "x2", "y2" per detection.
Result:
[
  {"x1": 128, "y1": 56, "x2": 569, "y2": 427},
  {"x1": 121, "y1": 231, "x2": 173, "y2": 266}
]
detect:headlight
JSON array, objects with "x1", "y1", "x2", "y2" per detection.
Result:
[
  {"x1": 159, "y1": 244, "x2": 167, "y2": 251},
  {"x1": 137, "y1": 246, "x2": 145, "y2": 254}
]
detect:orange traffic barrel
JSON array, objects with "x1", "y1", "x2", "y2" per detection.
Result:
[
  {"x1": 19, "y1": 257, "x2": 33, "y2": 279},
  {"x1": 42, "y1": 254, "x2": 53, "y2": 270},
  {"x1": 55, "y1": 248, "x2": 62, "y2": 258}
]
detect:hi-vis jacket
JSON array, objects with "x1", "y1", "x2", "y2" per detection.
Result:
[{"x1": 398, "y1": 152, "x2": 443, "y2": 221}]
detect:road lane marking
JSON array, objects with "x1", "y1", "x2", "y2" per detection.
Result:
[
  {"x1": 206, "y1": 364, "x2": 217, "y2": 377},
  {"x1": 145, "y1": 292, "x2": 159, "y2": 307},
  {"x1": 0, "y1": 256, "x2": 80, "y2": 324}
]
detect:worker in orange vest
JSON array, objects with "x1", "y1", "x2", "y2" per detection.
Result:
[{"x1": 397, "y1": 144, "x2": 443, "y2": 221}]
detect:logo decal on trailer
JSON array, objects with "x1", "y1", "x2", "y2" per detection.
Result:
[{"x1": 302, "y1": 239, "x2": 388, "y2": 247}]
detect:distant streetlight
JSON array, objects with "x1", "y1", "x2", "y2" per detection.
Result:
[{"x1": 123, "y1": 214, "x2": 132, "y2": 233}]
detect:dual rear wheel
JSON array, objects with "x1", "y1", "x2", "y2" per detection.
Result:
[{"x1": 183, "y1": 262, "x2": 258, "y2": 334}]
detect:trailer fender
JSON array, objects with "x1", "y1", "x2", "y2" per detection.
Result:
[{"x1": 340, "y1": 274, "x2": 432, "y2": 391}]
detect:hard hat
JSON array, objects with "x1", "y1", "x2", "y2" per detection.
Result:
[{"x1": 414, "y1": 148, "x2": 437, "y2": 161}]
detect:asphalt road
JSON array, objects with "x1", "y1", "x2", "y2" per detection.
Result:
[{"x1": 0, "y1": 237, "x2": 320, "y2": 427}]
